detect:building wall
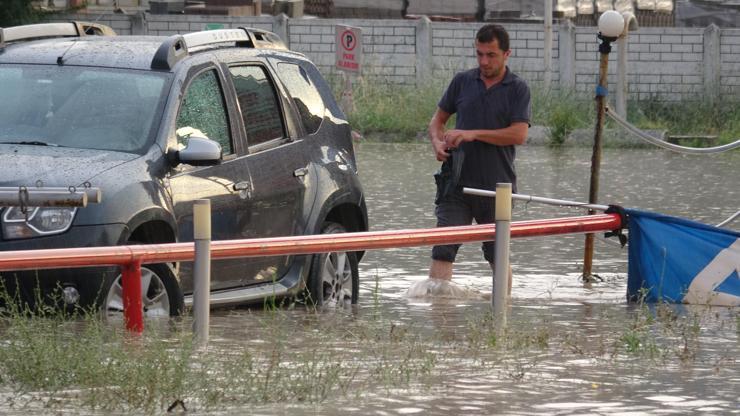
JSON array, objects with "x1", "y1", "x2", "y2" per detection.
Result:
[
  {"x1": 53, "y1": 13, "x2": 740, "y2": 101},
  {"x1": 574, "y1": 26, "x2": 705, "y2": 100}
]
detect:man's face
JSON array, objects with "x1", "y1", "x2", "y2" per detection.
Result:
[{"x1": 475, "y1": 39, "x2": 510, "y2": 80}]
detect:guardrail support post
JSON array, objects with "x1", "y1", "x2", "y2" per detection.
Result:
[
  {"x1": 121, "y1": 260, "x2": 144, "y2": 333},
  {"x1": 193, "y1": 199, "x2": 212, "y2": 346},
  {"x1": 493, "y1": 183, "x2": 512, "y2": 328}
]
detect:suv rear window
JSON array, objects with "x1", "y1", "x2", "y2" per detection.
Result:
[
  {"x1": 229, "y1": 65, "x2": 285, "y2": 148},
  {"x1": 0, "y1": 65, "x2": 169, "y2": 154},
  {"x1": 276, "y1": 63, "x2": 325, "y2": 135}
]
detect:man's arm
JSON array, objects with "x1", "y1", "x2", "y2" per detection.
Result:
[
  {"x1": 443, "y1": 122, "x2": 529, "y2": 148},
  {"x1": 429, "y1": 107, "x2": 452, "y2": 162}
]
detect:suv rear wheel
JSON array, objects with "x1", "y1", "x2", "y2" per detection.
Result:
[
  {"x1": 102, "y1": 263, "x2": 184, "y2": 318},
  {"x1": 306, "y1": 222, "x2": 359, "y2": 307}
]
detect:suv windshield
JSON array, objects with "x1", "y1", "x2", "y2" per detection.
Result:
[{"x1": 0, "y1": 65, "x2": 170, "y2": 153}]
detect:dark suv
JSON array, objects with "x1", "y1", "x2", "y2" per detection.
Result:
[{"x1": 0, "y1": 22, "x2": 367, "y2": 315}]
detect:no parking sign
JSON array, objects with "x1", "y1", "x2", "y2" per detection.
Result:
[{"x1": 336, "y1": 25, "x2": 362, "y2": 73}]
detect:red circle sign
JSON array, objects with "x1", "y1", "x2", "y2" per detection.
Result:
[{"x1": 341, "y1": 30, "x2": 357, "y2": 51}]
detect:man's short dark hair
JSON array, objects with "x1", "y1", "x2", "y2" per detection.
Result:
[{"x1": 476, "y1": 24, "x2": 510, "y2": 51}]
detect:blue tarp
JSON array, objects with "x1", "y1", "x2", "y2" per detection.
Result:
[{"x1": 626, "y1": 209, "x2": 740, "y2": 306}]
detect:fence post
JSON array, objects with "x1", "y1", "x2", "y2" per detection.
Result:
[
  {"x1": 493, "y1": 183, "x2": 512, "y2": 328},
  {"x1": 130, "y1": 11, "x2": 148, "y2": 36},
  {"x1": 617, "y1": 12, "x2": 638, "y2": 118},
  {"x1": 616, "y1": 34, "x2": 629, "y2": 117},
  {"x1": 558, "y1": 20, "x2": 576, "y2": 89},
  {"x1": 274, "y1": 13, "x2": 289, "y2": 48},
  {"x1": 415, "y1": 16, "x2": 433, "y2": 85},
  {"x1": 121, "y1": 260, "x2": 144, "y2": 333},
  {"x1": 544, "y1": 0, "x2": 553, "y2": 90},
  {"x1": 192, "y1": 199, "x2": 212, "y2": 346},
  {"x1": 703, "y1": 24, "x2": 720, "y2": 104}
]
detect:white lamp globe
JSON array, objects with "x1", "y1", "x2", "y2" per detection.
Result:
[{"x1": 598, "y1": 10, "x2": 625, "y2": 38}]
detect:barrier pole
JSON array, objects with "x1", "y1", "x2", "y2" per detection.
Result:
[
  {"x1": 121, "y1": 260, "x2": 144, "y2": 333},
  {"x1": 192, "y1": 199, "x2": 211, "y2": 346},
  {"x1": 493, "y1": 183, "x2": 512, "y2": 327}
]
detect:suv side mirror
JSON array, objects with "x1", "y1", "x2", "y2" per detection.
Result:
[{"x1": 172, "y1": 136, "x2": 222, "y2": 166}]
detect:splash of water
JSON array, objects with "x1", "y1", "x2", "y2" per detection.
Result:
[{"x1": 406, "y1": 278, "x2": 488, "y2": 300}]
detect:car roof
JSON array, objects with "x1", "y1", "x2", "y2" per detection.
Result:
[
  {"x1": 0, "y1": 37, "x2": 169, "y2": 70},
  {"x1": 0, "y1": 23, "x2": 304, "y2": 72}
]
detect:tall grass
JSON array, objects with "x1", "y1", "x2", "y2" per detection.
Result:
[
  {"x1": 337, "y1": 76, "x2": 449, "y2": 139},
  {"x1": 0, "y1": 284, "x2": 736, "y2": 413},
  {"x1": 0, "y1": 289, "x2": 440, "y2": 412},
  {"x1": 337, "y1": 78, "x2": 740, "y2": 146},
  {"x1": 629, "y1": 95, "x2": 740, "y2": 144}
]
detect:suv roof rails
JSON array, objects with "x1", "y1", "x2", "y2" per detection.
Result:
[
  {"x1": 0, "y1": 21, "x2": 116, "y2": 47},
  {"x1": 151, "y1": 27, "x2": 287, "y2": 70}
]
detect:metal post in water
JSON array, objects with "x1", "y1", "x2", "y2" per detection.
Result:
[
  {"x1": 121, "y1": 260, "x2": 144, "y2": 333},
  {"x1": 583, "y1": 11, "x2": 623, "y2": 282},
  {"x1": 192, "y1": 199, "x2": 211, "y2": 346},
  {"x1": 493, "y1": 183, "x2": 512, "y2": 327}
]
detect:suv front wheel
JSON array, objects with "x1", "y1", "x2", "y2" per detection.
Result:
[{"x1": 306, "y1": 222, "x2": 359, "y2": 307}]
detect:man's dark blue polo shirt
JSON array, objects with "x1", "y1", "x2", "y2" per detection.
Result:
[{"x1": 438, "y1": 66, "x2": 530, "y2": 192}]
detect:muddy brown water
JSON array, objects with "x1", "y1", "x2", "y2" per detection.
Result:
[
  {"x1": 2, "y1": 143, "x2": 739, "y2": 415},
  {"x1": 210, "y1": 143, "x2": 739, "y2": 415}
]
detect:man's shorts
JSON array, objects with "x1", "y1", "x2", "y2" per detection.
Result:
[{"x1": 431, "y1": 188, "x2": 496, "y2": 263}]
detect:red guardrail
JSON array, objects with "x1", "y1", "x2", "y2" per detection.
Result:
[{"x1": 0, "y1": 213, "x2": 621, "y2": 332}]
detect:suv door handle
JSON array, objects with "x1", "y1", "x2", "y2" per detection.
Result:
[
  {"x1": 233, "y1": 181, "x2": 252, "y2": 199},
  {"x1": 293, "y1": 167, "x2": 308, "y2": 177}
]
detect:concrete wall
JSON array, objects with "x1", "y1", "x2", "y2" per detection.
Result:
[{"x1": 54, "y1": 13, "x2": 740, "y2": 101}]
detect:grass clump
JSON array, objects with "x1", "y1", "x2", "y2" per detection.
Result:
[{"x1": 530, "y1": 88, "x2": 592, "y2": 145}]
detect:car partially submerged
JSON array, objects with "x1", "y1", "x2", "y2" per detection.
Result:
[{"x1": 0, "y1": 22, "x2": 368, "y2": 314}]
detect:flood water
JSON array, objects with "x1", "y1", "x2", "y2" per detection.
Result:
[
  {"x1": 2, "y1": 143, "x2": 739, "y2": 415},
  {"x1": 211, "y1": 143, "x2": 739, "y2": 415}
]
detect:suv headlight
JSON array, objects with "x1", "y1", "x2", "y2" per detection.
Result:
[{"x1": 2, "y1": 207, "x2": 77, "y2": 239}]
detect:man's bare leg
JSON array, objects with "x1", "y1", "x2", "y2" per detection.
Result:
[
  {"x1": 489, "y1": 262, "x2": 513, "y2": 296},
  {"x1": 429, "y1": 259, "x2": 453, "y2": 280}
]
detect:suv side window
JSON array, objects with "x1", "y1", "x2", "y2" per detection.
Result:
[
  {"x1": 276, "y1": 63, "x2": 325, "y2": 135},
  {"x1": 229, "y1": 65, "x2": 284, "y2": 148},
  {"x1": 176, "y1": 69, "x2": 232, "y2": 154}
]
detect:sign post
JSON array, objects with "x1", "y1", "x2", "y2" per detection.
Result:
[{"x1": 335, "y1": 25, "x2": 362, "y2": 115}]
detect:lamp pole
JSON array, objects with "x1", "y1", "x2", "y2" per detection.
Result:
[{"x1": 583, "y1": 11, "x2": 624, "y2": 282}]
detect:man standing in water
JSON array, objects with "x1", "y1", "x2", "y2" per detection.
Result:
[{"x1": 413, "y1": 24, "x2": 530, "y2": 296}]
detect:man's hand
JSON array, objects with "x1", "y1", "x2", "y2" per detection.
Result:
[
  {"x1": 432, "y1": 138, "x2": 450, "y2": 162},
  {"x1": 443, "y1": 129, "x2": 473, "y2": 148},
  {"x1": 429, "y1": 108, "x2": 452, "y2": 161}
]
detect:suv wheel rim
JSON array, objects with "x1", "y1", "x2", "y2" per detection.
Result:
[
  {"x1": 105, "y1": 267, "x2": 171, "y2": 317},
  {"x1": 321, "y1": 251, "x2": 353, "y2": 307}
]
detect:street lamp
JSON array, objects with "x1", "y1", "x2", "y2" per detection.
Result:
[
  {"x1": 582, "y1": 10, "x2": 625, "y2": 282},
  {"x1": 599, "y1": 10, "x2": 626, "y2": 40}
]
